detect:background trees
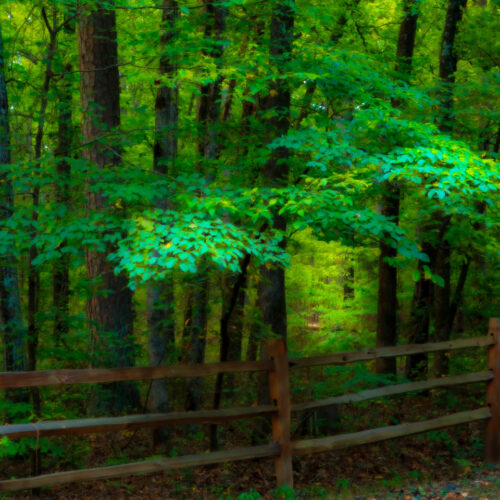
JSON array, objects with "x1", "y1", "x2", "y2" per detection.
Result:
[{"x1": 0, "y1": 0, "x2": 498, "y2": 460}]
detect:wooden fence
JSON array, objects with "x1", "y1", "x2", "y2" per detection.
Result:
[{"x1": 0, "y1": 318, "x2": 499, "y2": 492}]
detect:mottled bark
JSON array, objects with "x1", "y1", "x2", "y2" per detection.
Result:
[
  {"x1": 78, "y1": 3, "x2": 140, "y2": 414},
  {"x1": 376, "y1": 0, "x2": 419, "y2": 376}
]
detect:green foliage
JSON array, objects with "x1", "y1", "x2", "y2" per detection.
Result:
[{"x1": 0, "y1": 0, "x2": 498, "y2": 493}]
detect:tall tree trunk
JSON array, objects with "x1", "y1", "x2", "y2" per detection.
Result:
[
  {"x1": 405, "y1": 242, "x2": 435, "y2": 379},
  {"x1": 53, "y1": 62, "x2": 72, "y2": 350},
  {"x1": 27, "y1": 10, "x2": 59, "y2": 477},
  {"x1": 433, "y1": 0, "x2": 467, "y2": 376},
  {"x1": 78, "y1": 2, "x2": 140, "y2": 414},
  {"x1": 184, "y1": 0, "x2": 226, "y2": 414},
  {"x1": 255, "y1": 0, "x2": 295, "y2": 417},
  {"x1": 0, "y1": 22, "x2": 28, "y2": 418},
  {"x1": 376, "y1": 0, "x2": 419, "y2": 376},
  {"x1": 405, "y1": 0, "x2": 466, "y2": 379},
  {"x1": 258, "y1": 0, "x2": 295, "y2": 343},
  {"x1": 53, "y1": 11, "x2": 75, "y2": 352},
  {"x1": 147, "y1": 0, "x2": 178, "y2": 445}
]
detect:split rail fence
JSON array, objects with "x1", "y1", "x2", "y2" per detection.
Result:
[{"x1": 1, "y1": 317, "x2": 499, "y2": 492}]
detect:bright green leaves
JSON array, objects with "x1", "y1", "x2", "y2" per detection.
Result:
[{"x1": 111, "y1": 208, "x2": 289, "y2": 288}]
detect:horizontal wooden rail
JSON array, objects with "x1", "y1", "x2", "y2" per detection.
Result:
[
  {"x1": 0, "y1": 359, "x2": 274, "y2": 390},
  {"x1": 0, "y1": 443, "x2": 280, "y2": 492},
  {"x1": 1, "y1": 337, "x2": 491, "y2": 391},
  {"x1": 0, "y1": 405, "x2": 277, "y2": 439},
  {"x1": 292, "y1": 371, "x2": 493, "y2": 413},
  {"x1": 291, "y1": 336, "x2": 494, "y2": 369},
  {"x1": 292, "y1": 407, "x2": 491, "y2": 455}
]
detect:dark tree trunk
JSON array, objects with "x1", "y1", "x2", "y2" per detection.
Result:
[
  {"x1": 184, "y1": 278, "x2": 209, "y2": 411},
  {"x1": 257, "y1": 0, "x2": 295, "y2": 344},
  {"x1": 343, "y1": 262, "x2": 355, "y2": 301},
  {"x1": 184, "y1": 0, "x2": 226, "y2": 416},
  {"x1": 78, "y1": 3, "x2": 140, "y2": 414},
  {"x1": 53, "y1": 61, "x2": 72, "y2": 350},
  {"x1": 405, "y1": 0, "x2": 466, "y2": 379},
  {"x1": 253, "y1": 1, "x2": 295, "y2": 426},
  {"x1": 376, "y1": 0, "x2": 419, "y2": 376},
  {"x1": 53, "y1": 9, "x2": 75, "y2": 351},
  {"x1": 147, "y1": 0, "x2": 179, "y2": 445},
  {"x1": 405, "y1": 242, "x2": 435, "y2": 379},
  {"x1": 27, "y1": 11, "x2": 59, "y2": 478},
  {"x1": 432, "y1": 0, "x2": 467, "y2": 376},
  {"x1": 0, "y1": 22, "x2": 28, "y2": 416}
]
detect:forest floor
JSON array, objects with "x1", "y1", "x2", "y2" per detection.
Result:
[
  {"x1": 3, "y1": 436, "x2": 500, "y2": 500},
  {"x1": 2, "y1": 387, "x2": 497, "y2": 499}
]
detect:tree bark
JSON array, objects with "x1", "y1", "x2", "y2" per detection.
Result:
[
  {"x1": 376, "y1": 0, "x2": 419, "y2": 376},
  {"x1": 405, "y1": 0, "x2": 466, "y2": 380},
  {"x1": 78, "y1": 2, "x2": 140, "y2": 414},
  {"x1": 0, "y1": 22, "x2": 28, "y2": 417},
  {"x1": 405, "y1": 242, "x2": 435, "y2": 379},
  {"x1": 27, "y1": 13, "x2": 59, "y2": 479},
  {"x1": 257, "y1": 0, "x2": 295, "y2": 344},
  {"x1": 147, "y1": 0, "x2": 179, "y2": 444},
  {"x1": 53, "y1": 60, "x2": 72, "y2": 350},
  {"x1": 52, "y1": 8, "x2": 76, "y2": 352},
  {"x1": 184, "y1": 0, "x2": 226, "y2": 415},
  {"x1": 253, "y1": 0, "x2": 295, "y2": 423},
  {"x1": 432, "y1": 0, "x2": 467, "y2": 376}
]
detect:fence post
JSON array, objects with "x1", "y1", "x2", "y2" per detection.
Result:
[
  {"x1": 486, "y1": 318, "x2": 500, "y2": 462},
  {"x1": 267, "y1": 339, "x2": 293, "y2": 489}
]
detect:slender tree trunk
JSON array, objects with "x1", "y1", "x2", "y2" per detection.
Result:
[
  {"x1": 405, "y1": 0, "x2": 466, "y2": 379},
  {"x1": 147, "y1": 0, "x2": 179, "y2": 445},
  {"x1": 405, "y1": 242, "x2": 435, "y2": 379},
  {"x1": 433, "y1": 0, "x2": 467, "y2": 376},
  {"x1": 53, "y1": 11, "x2": 75, "y2": 351},
  {"x1": 27, "y1": 10, "x2": 59, "y2": 478},
  {"x1": 185, "y1": 0, "x2": 226, "y2": 414},
  {"x1": 78, "y1": 2, "x2": 140, "y2": 414},
  {"x1": 376, "y1": 0, "x2": 419, "y2": 376},
  {"x1": 0, "y1": 22, "x2": 28, "y2": 417},
  {"x1": 53, "y1": 62, "x2": 72, "y2": 350}
]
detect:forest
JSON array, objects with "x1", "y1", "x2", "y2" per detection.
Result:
[{"x1": 0, "y1": 0, "x2": 499, "y2": 498}]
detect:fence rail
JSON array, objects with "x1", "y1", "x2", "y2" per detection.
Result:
[{"x1": 1, "y1": 317, "x2": 499, "y2": 492}]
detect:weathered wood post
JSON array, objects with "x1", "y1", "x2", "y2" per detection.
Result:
[
  {"x1": 267, "y1": 339, "x2": 293, "y2": 488},
  {"x1": 486, "y1": 317, "x2": 500, "y2": 462}
]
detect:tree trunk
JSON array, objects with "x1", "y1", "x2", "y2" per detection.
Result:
[
  {"x1": 405, "y1": 0, "x2": 466, "y2": 379},
  {"x1": 376, "y1": 0, "x2": 419, "y2": 376},
  {"x1": 0, "y1": 22, "x2": 28, "y2": 417},
  {"x1": 147, "y1": 0, "x2": 179, "y2": 445},
  {"x1": 78, "y1": 2, "x2": 140, "y2": 414},
  {"x1": 53, "y1": 9, "x2": 75, "y2": 352},
  {"x1": 184, "y1": 0, "x2": 226, "y2": 415},
  {"x1": 258, "y1": 0, "x2": 295, "y2": 344},
  {"x1": 53, "y1": 61, "x2": 72, "y2": 351},
  {"x1": 405, "y1": 243, "x2": 435, "y2": 379},
  {"x1": 27, "y1": 11, "x2": 59, "y2": 477},
  {"x1": 254, "y1": 0, "x2": 295, "y2": 424},
  {"x1": 432, "y1": 0, "x2": 467, "y2": 376}
]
